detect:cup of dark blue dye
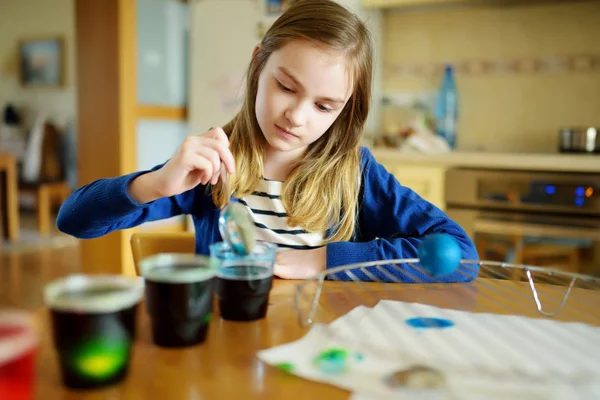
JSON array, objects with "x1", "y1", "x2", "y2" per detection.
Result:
[{"x1": 209, "y1": 242, "x2": 277, "y2": 322}]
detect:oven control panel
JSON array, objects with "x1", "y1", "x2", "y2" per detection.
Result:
[
  {"x1": 445, "y1": 169, "x2": 600, "y2": 215},
  {"x1": 484, "y1": 181, "x2": 597, "y2": 208}
]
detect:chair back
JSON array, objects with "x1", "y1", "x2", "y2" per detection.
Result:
[{"x1": 130, "y1": 231, "x2": 196, "y2": 276}]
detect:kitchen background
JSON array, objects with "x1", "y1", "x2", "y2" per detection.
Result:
[
  {"x1": 2, "y1": 0, "x2": 599, "y2": 155},
  {"x1": 379, "y1": 0, "x2": 600, "y2": 153},
  {"x1": 0, "y1": 0, "x2": 599, "y2": 278}
]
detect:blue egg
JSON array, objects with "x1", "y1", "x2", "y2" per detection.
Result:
[{"x1": 418, "y1": 234, "x2": 462, "y2": 277}]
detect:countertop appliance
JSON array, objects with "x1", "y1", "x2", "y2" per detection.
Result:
[
  {"x1": 559, "y1": 127, "x2": 599, "y2": 154},
  {"x1": 445, "y1": 168, "x2": 600, "y2": 280}
]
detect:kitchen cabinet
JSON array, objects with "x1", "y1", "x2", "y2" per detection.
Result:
[{"x1": 375, "y1": 156, "x2": 448, "y2": 210}]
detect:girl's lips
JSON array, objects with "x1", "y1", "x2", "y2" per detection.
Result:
[{"x1": 275, "y1": 125, "x2": 298, "y2": 139}]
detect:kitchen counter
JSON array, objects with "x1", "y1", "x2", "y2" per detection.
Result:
[{"x1": 370, "y1": 147, "x2": 600, "y2": 173}]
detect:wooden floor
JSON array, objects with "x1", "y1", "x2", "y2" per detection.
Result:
[{"x1": 0, "y1": 213, "x2": 81, "y2": 310}]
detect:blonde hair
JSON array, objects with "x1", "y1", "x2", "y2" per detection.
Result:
[{"x1": 214, "y1": 0, "x2": 373, "y2": 243}]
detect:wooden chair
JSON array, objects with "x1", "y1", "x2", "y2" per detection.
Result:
[
  {"x1": 19, "y1": 120, "x2": 71, "y2": 235},
  {"x1": 130, "y1": 231, "x2": 196, "y2": 276},
  {"x1": 20, "y1": 180, "x2": 70, "y2": 235}
]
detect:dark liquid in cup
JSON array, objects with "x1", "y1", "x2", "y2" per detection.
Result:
[
  {"x1": 216, "y1": 265, "x2": 273, "y2": 321},
  {"x1": 49, "y1": 287, "x2": 138, "y2": 390},
  {"x1": 144, "y1": 264, "x2": 215, "y2": 348}
]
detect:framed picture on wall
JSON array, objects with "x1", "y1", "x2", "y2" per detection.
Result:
[{"x1": 19, "y1": 36, "x2": 64, "y2": 88}]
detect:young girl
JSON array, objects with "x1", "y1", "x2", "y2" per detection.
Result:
[{"x1": 57, "y1": 0, "x2": 479, "y2": 283}]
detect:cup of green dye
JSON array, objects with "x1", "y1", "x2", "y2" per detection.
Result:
[{"x1": 44, "y1": 274, "x2": 143, "y2": 389}]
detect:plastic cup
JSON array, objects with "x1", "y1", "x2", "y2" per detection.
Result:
[
  {"x1": 0, "y1": 310, "x2": 38, "y2": 400},
  {"x1": 44, "y1": 274, "x2": 143, "y2": 389},
  {"x1": 140, "y1": 254, "x2": 216, "y2": 348},
  {"x1": 210, "y1": 241, "x2": 276, "y2": 321}
]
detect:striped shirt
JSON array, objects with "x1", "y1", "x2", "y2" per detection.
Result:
[{"x1": 237, "y1": 178, "x2": 324, "y2": 251}]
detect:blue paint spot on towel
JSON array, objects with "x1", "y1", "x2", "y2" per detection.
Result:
[{"x1": 405, "y1": 317, "x2": 454, "y2": 329}]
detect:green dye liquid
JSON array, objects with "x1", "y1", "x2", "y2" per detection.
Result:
[
  {"x1": 68, "y1": 337, "x2": 129, "y2": 380},
  {"x1": 276, "y1": 362, "x2": 295, "y2": 373}
]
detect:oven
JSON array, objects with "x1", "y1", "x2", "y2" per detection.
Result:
[{"x1": 445, "y1": 168, "x2": 600, "y2": 280}]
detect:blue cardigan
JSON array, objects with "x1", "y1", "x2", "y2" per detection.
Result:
[{"x1": 57, "y1": 147, "x2": 479, "y2": 283}]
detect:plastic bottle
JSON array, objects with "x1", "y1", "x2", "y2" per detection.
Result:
[{"x1": 434, "y1": 65, "x2": 458, "y2": 149}]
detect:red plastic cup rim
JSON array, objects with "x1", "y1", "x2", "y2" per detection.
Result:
[{"x1": 0, "y1": 310, "x2": 38, "y2": 366}]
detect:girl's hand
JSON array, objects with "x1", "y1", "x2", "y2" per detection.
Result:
[
  {"x1": 128, "y1": 127, "x2": 235, "y2": 203},
  {"x1": 273, "y1": 247, "x2": 327, "y2": 280}
]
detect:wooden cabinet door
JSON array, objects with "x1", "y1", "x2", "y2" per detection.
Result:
[{"x1": 380, "y1": 162, "x2": 447, "y2": 210}]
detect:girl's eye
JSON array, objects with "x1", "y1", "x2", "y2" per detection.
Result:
[
  {"x1": 317, "y1": 104, "x2": 333, "y2": 113},
  {"x1": 277, "y1": 81, "x2": 293, "y2": 93}
]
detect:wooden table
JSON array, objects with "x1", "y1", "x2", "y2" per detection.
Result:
[
  {"x1": 33, "y1": 278, "x2": 600, "y2": 399},
  {"x1": 0, "y1": 152, "x2": 19, "y2": 243}
]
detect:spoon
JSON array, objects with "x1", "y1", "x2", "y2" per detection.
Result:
[{"x1": 218, "y1": 163, "x2": 256, "y2": 255}]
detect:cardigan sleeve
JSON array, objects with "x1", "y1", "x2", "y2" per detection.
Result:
[
  {"x1": 56, "y1": 162, "x2": 200, "y2": 239},
  {"x1": 325, "y1": 147, "x2": 479, "y2": 283}
]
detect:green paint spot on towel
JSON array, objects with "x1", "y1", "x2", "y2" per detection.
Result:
[
  {"x1": 313, "y1": 348, "x2": 363, "y2": 375},
  {"x1": 275, "y1": 362, "x2": 295, "y2": 373}
]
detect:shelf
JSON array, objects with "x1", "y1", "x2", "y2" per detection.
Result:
[
  {"x1": 362, "y1": 0, "x2": 490, "y2": 9},
  {"x1": 362, "y1": 0, "x2": 581, "y2": 10}
]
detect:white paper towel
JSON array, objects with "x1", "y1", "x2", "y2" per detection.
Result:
[{"x1": 257, "y1": 300, "x2": 600, "y2": 399}]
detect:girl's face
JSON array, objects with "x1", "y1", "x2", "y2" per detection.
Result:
[{"x1": 255, "y1": 40, "x2": 352, "y2": 159}]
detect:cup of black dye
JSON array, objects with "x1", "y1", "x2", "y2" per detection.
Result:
[{"x1": 139, "y1": 254, "x2": 216, "y2": 348}]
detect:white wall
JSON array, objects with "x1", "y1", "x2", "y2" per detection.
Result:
[
  {"x1": 0, "y1": 0, "x2": 76, "y2": 130},
  {"x1": 189, "y1": 0, "x2": 262, "y2": 133},
  {"x1": 339, "y1": 0, "x2": 383, "y2": 141},
  {"x1": 137, "y1": 119, "x2": 189, "y2": 171}
]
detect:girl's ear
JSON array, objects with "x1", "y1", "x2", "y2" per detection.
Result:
[{"x1": 252, "y1": 45, "x2": 261, "y2": 58}]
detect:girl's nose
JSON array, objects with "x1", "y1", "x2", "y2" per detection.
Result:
[{"x1": 284, "y1": 103, "x2": 307, "y2": 127}]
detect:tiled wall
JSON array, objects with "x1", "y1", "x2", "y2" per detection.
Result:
[{"x1": 381, "y1": 0, "x2": 600, "y2": 153}]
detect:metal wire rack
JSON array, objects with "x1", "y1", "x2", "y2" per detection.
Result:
[
  {"x1": 295, "y1": 259, "x2": 600, "y2": 326},
  {"x1": 291, "y1": 259, "x2": 600, "y2": 396}
]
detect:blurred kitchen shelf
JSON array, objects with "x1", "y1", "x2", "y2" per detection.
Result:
[
  {"x1": 362, "y1": 0, "x2": 592, "y2": 10},
  {"x1": 370, "y1": 147, "x2": 600, "y2": 173}
]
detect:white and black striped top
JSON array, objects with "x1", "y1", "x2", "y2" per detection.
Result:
[{"x1": 237, "y1": 178, "x2": 325, "y2": 251}]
